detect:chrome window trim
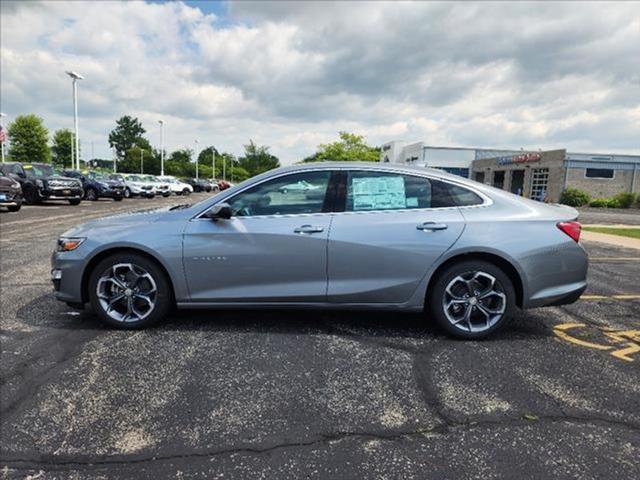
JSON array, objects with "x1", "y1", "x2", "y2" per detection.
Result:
[{"x1": 192, "y1": 166, "x2": 493, "y2": 221}]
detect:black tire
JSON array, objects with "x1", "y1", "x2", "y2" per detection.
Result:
[
  {"x1": 113, "y1": 196, "x2": 123, "y2": 202},
  {"x1": 24, "y1": 187, "x2": 38, "y2": 205},
  {"x1": 8, "y1": 203, "x2": 21, "y2": 212},
  {"x1": 182, "y1": 188, "x2": 191, "y2": 196},
  {"x1": 68, "y1": 199, "x2": 82, "y2": 206},
  {"x1": 85, "y1": 187, "x2": 98, "y2": 201},
  {"x1": 428, "y1": 260, "x2": 515, "y2": 340},
  {"x1": 88, "y1": 252, "x2": 172, "y2": 329},
  {"x1": 124, "y1": 187, "x2": 132, "y2": 198}
]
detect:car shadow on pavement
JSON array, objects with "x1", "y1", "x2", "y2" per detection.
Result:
[{"x1": 15, "y1": 292, "x2": 552, "y2": 342}]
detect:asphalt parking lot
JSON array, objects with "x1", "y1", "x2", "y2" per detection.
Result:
[{"x1": 1, "y1": 198, "x2": 639, "y2": 479}]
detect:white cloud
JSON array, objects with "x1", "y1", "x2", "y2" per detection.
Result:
[{"x1": 0, "y1": 0, "x2": 638, "y2": 165}]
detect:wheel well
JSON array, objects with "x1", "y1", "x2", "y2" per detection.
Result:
[
  {"x1": 81, "y1": 247, "x2": 176, "y2": 304},
  {"x1": 425, "y1": 252, "x2": 524, "y2": 308}
]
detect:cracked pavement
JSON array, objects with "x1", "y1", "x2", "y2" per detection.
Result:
[{"x1": 1, "y1": 197, "x2": 639, "y2": 479}]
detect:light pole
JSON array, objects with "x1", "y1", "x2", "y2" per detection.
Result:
[
  {"x1": 139, "y1": 146, "x2": 144, "y2": 174},
  {"x1": 0, "y1": 112, "x2": 6, "y2": 163},
  {"x1": 212, "y1": 149, "x2": 215, "y2": 181},
  {"x1": 158, "y1": 120, "x2": 165, "y2": 176},
  {"x1": 194, "y1": 139, "x2": 199, "y2": 180},
  {"x1": 223, "y1": 154, "x2": 226, "y2": 182},
  {"x1": 65, "y1": 71, "x2": 83, "y2": 170}
]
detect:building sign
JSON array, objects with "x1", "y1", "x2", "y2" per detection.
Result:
[{"x1": 496, "y1": 152, "x2": 541, "y2": 166}]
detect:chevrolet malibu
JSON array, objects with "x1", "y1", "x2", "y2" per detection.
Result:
[{"x1": 51, "y1": 163, "x2": 588, "y2": 339}]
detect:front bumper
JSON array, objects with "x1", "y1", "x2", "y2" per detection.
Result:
[
  {"x1": 51, "y1": 250, "x2": 86, "y2": 304},
  {"x1": 100, "y1": 187, "x2": 124, "y2": 199},
  {"x1": 0, "y1": 191, "x2": 23, "y2": 206},
  {"x1": 39, "y1": 187, "x2": 83, "y2": 200}
]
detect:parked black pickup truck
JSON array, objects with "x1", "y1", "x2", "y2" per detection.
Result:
[
  {"x1": 0, "y1": 170, "x2": 23, "y2": 212},
  {"x1": 0, "y1": 162, "x2": 84, "y2": 205}
]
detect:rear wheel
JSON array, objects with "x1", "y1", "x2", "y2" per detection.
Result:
[
  {"x1": 8, "y1": 203, "x2": 21, "y2": 212},
  {"x1": 113, "y1": 196, "x2": 123, "y2": 202},
  {"x1": 124, "y1": 187, "x2": 132, "y2": 198},
  {"x1": 89, "y1": 253, "x2": 172, "y2": 329},
  {"x1": 182, "y1": 188, "x2": 190, "y2": 196},
  {"x1": 69, "y1": 199, "x2": 81, "y2": 205},
  {"x1": 428, "y1": 260, "x2": 515, "y2": 339}
]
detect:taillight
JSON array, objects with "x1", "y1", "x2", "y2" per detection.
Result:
[{"x1": 557, "y1": 221, "x2": 581, "y2": 242}]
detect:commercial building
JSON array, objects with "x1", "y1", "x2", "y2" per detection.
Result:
[{"x1": 380, "y1": 141, "x2": 640, "y2": 202}]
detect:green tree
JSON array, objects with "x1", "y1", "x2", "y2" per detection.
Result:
[
  {"x1": 7, "y1": 114, "x2": 51, "y2": 163},
  {"x1": 108, "y1": 116, "x2": 146, "y2": 159},
  {"x1": 51, "y1": 128, "x2": 73, "y2": 168},
  {"x1": 237, "y1": 140, "x2": 279, "y2": 177},
  {"x1": 306, "y1": 131, "x2": 379, "y2": 163}
]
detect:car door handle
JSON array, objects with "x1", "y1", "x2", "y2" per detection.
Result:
[
  {"x1": 417, "y1": 222, "x2": 448, "y2": 231},
  {"x1": 294, "y1": 225, "x2": 324, "y2": 234}
]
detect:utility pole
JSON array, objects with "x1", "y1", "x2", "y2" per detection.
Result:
[
  {"x1": 223, "y1": 154, "x2": 226, "y2": 182},
  {"x1": 140, "y1": 148, "x2": 144, "y2": 174}
]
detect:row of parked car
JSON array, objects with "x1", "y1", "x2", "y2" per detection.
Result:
[{"x1": 0, "y1": 161, "x2": 233, "y2": 212}]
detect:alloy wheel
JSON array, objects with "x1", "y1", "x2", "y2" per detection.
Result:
[
  {"x1": 96, "y1": 263, "x2": 157, "y2": 323},
  {"x1": 442, "y1": 271, "x2": 506, "y2": 333}
]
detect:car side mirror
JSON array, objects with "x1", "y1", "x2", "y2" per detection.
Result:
[{"x1": 204, "y1": 203, "x2": 232, "y2": 221}]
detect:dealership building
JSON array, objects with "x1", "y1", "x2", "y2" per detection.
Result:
[{"x1": 380, "y1": 141, "x2": 640, "y2": 203}]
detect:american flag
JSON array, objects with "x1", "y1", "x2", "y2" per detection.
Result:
[{"x1": 0, "y1": 125, "x2": 6, "y2": 143}]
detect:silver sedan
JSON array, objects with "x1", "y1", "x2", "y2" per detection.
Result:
[{"x1": 51, "y1": 163, "x2": 588, "y2": 339}]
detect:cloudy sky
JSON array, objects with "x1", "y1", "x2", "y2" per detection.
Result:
[{"x1": 1, "y1": 1, "x2": 638, "y2": 164}]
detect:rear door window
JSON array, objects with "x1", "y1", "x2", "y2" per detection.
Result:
[{"x1": 345, "y1": 171, "x2": 483, "y2": 211}]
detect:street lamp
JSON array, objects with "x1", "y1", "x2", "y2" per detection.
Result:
[
  {"x1": 65, "y1": 71, "x2": 83, "y2": 170},
  {"x1": 211, "y1": 148, "x2": 216, "y2": 182},
  {"x1": 138, "y1": 145, "x2": 144, "y2": 174},
  {"x1": 0, "y1": 112, "x2": 6, "y2": 163},
  {"x1": 194, "y1": 139, "x2": 199, "y2": 180},
  {"x1": 158, "y1": 120, "x2": 165, "y2": 176}
]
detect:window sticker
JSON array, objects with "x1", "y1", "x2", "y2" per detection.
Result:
[{"x1": 352, "y1": 175, "x2": 406, "y2": 210}]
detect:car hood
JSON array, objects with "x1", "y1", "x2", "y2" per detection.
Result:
[{"x1": 62, "y1": 206, "x2": 177, "y2": 237}]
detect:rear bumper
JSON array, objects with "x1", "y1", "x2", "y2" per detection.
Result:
[{"x1": 527, "y1": 281, "x2": 587, "y2": 308}]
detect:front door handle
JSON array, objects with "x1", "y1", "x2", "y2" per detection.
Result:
[
  {"x1": 294, "y1": 225, "x2": 324, "y2": 234},
  {"x1": 417, "y1": 222, "x2": 448, "y2": 231}
]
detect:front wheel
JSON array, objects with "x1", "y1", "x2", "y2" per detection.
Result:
[
  {"x1": 182, "y1": 188, "x2": 191, "y2": 196},
  {"x1": 24, "y1": 187, "x2": 38, "y2": 205},
  {"x1": 88, "y1": 253, "x2": 172, "y2": 329},
  {"x1": 124, "y1": 187, "x2": 132, "y2": 198},
  {"x1": 113, "y1": 196, "x2": 123, "y2": 202},
  {"x1": 85, "y1": 187, "x2": 98, "y2": 201},
  {"x1": 8, "y1": 203, "x2": 21, "y2": 212},
  {"x1": 428, "y1": 260, "x2": 515, "y2": 339},
  {"x1": 69, "y1": 199, "x2": 82, "y2": 205}
]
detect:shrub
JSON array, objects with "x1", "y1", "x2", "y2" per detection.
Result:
[
  {"x1": 590, "y1": 198, "x2": 622, "y2": 208},
  {"x1": 559, "y1": 188, "x2": 591, "y2": 207},
  {"x1": 589, "y1": 198, "x2": 608, "y2": 208},
  {"x1": 613, "y1": 192, "x2": 636, "y2": 209}
]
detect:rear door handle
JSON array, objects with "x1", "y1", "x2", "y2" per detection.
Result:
[
  {"x1": 294, "y1": 224, "x2": 324, "y2": 234},
  {"x1": 417, "y1": 222, "x2": 448, "y2": 231}
]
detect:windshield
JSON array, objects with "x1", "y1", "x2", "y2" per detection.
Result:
[
  {"x1": 127, "y1": 175, "x2": 142, "y2": 181},
  {"x1": 23, "y1": 164, "x2": 59, "y2": 177},
  {"x1": 142, "y1": 175, "x2": 156, "y2": 182},
  {"x1": 89, "y1": 172, "x2": 107, "y2": 180}
]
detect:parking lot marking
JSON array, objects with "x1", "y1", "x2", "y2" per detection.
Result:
[
  {"x1": 554, "y1": 323, "x2": 640, "y2": 362},
  {"x1": 580, "y1": 295, "x2": 640, "y2": 300},
  {"x1": 589, "y1": 257, "x2": 640, "y2": 262}
]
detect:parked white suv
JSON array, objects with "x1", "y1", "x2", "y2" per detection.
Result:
[
  {"x1": 157, "y1": 176, "x2": 194, "y2": 196},
  {"x1": 109, "y1": 174, "x2": 155, "y2": 198},
  {"x1": 141, "y1": 175, "x2": 171, "y2": 197}
]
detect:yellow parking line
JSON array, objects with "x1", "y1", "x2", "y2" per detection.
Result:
[{"x1": 581, "y1": 295, "x2": 640, "y2": 300}]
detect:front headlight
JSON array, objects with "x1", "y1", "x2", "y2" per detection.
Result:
[
  {"x1": 57, "y1": 237, "x2": 86, "y2": 252},
  {"x1": 35, "y1": 179, "x2": 44, "y2": 188}
]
